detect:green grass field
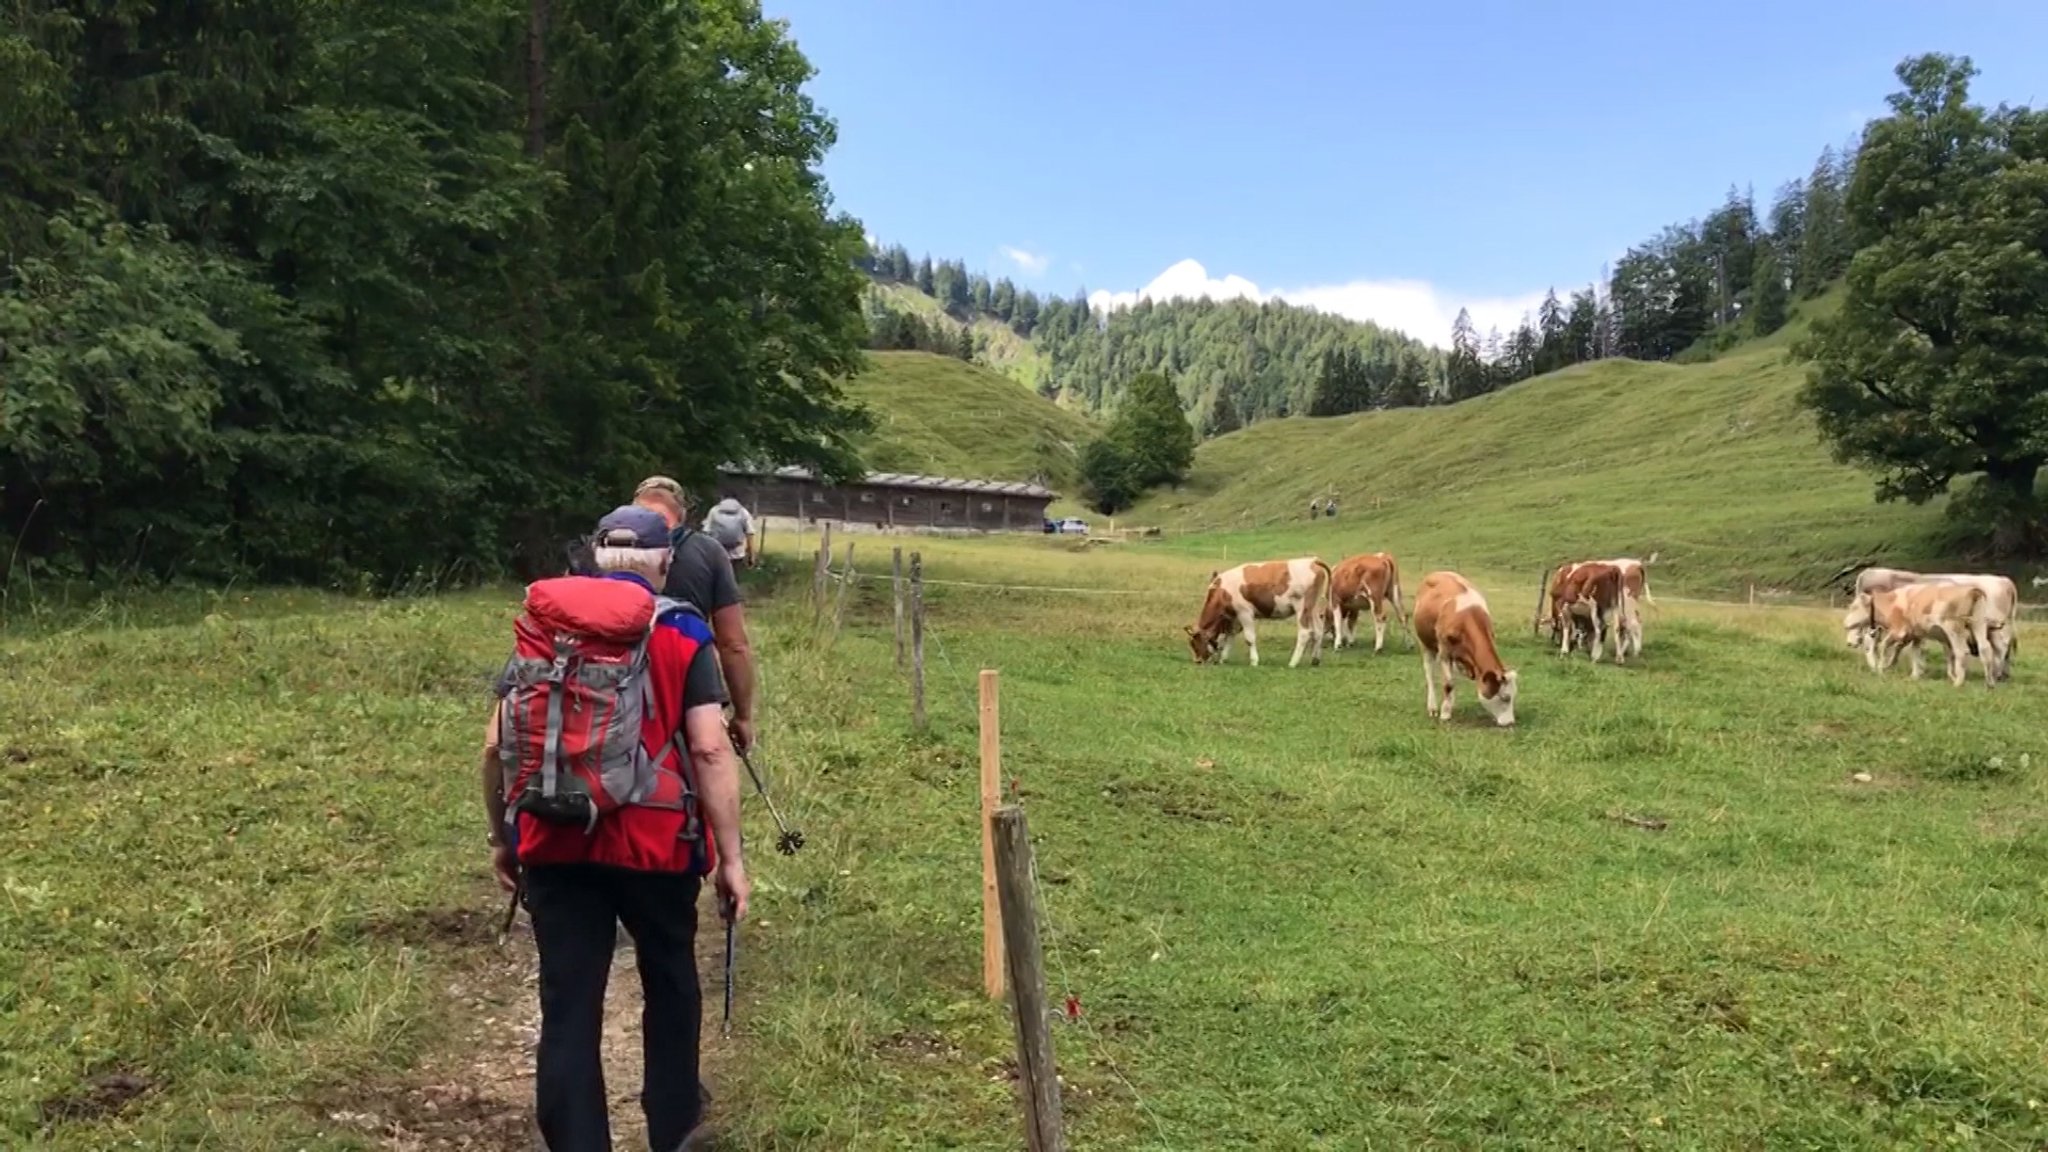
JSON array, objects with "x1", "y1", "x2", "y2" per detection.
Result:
[
  {"x1": 848, "y1": 351, "x2": 1098, "y2": 494},
  {"x1": 7, "y1": 529, "x2": 2045, "y2": 1149}
]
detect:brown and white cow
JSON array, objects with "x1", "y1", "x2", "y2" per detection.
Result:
[
  {"x1": 1186, "y1": 557, "x2": 1331, "y2": 668},
  {"x1": 1413, "y1": 571, "x2": 1519, "y2": 726},
  {"x1": 1551, "y1": 561, "x2": 1632, "y2": 664},
  {"x1": 1844, "y1": 582, "x2": 2000, "y2": 687},
  {"x1": 1842, "y1": 566, "x2": 2019, "y2": 681},
  {"x1": 1329, "y1": 551, "x2": 1408, "y2": 653},
  {"x1": 1540, "y1": 557, "x2": 1646, "y2": 655}
]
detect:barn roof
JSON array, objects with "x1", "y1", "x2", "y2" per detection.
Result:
[{"x1": 718, "y1": 463, "x2": 1056, "y2": 500}]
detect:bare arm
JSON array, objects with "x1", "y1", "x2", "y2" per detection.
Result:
[
  {"x1": 685, "y1": 701, "x2": 748, "y2": 919},
  {"x1": 711, "y1": 603, "x2": 757, "y2": 746},
  {"x1": 482, "y1": 700, "x2": 515, "y2": 890}
]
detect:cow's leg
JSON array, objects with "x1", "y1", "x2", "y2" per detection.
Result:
[
  {"x1": 1216, "y1": 632, "x2": 1234, "y2": 664},
  {"x1": 1241, "y1": 612, "x2": 1260, "y2": 667},
  {"x1": 1420, "y1": 645, "x2": 1441, "y2": 719},
  {"x1": 1290, "y1": 614, "x2": 1312, "y2": 668},
  {"x1": 1937, "y1": 623, "x2": 1970, "y2": 686},
  {"x1": 1588, "y1": 608, "x2": 1605, "y2": 664},
  {"x1": 1610, "y1": 603, "x2": 1628, "y2": 665},
  {"x1": 1906, "y1": 636, "x2": 1927, "y2": 680},
  {"x1": 1558, "y1": 612, "x2": 1573, "y2": 657},
  {"x1": 1372, "y1": 598, "x2": 1388, "y2": 653},
  {"x1": 1437, "y1": 655, "x2": 1458, "y2": 721}
]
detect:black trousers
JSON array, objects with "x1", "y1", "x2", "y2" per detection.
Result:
[{"x1": 524, "y1": 863, "x2": 705, "y2": 1152}]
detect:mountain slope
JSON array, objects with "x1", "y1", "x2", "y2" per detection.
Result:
[
  {"x1": 1131, "y1": 329, "x2": 1968, "y2": 598},
  {"x1": 846, "y1": 352, "x2": 1097, "y2": 493}
]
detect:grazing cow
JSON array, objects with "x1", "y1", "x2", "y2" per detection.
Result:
[
  {"x1": 1553, "y1": 561, "x2": 1631, "y2": 664},
  {"x1": 1186, "y1": 557, "x2": 1331, "y2": 668},
  {"x1": 1329, "y1": 552, "x2": 1408, "y2": 653},
  {"x1": 1842, "y1": 566, "x2": 2019, "y2": 681},
  {"x1": 1844, "y1": 583, "x2": 1999, "y2": 687},
  {"x1": 1413, "y1": 571, "x2": 1519, "y2": 726}
]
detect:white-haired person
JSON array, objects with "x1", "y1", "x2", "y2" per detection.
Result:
[{"x1": 482, "y1": 504, "x2": 747, "y2": 1151}]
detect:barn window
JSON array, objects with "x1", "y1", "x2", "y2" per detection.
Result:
[
  {"x1": 859, "y1": 491, "x2": 875, "y2": 503},
  {"x1": 900, "y1": 495, "x2": 914, "y2": 506},
  {"x1": 812, "y1": 490, "x2": 826, "y2": 503},
  {"x1": 940, "y1": 501, "x2": 953, "y2": 513},
  {"x1": 981, "y1": 501, "x2": 993, "y2": 512}
]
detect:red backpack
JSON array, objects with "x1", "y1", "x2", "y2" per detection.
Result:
[{"x1": 496, "y1": 576, "x2": 700, "y2": 840}]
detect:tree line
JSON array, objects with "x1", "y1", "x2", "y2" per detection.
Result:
[
  {"x1": 1437, "y1": 142, "x2": 1859, "y2": 402},
  {"x1": 2, "y1": 0, "x2": 870, "y2": 587},
  {"x1": 862, "y1": 240, "x2": 1446, "y2": 433}
]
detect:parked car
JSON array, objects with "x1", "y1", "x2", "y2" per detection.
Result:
[{"x1": 1053, "y1": 517, "x2": 1089, "y2": 536}]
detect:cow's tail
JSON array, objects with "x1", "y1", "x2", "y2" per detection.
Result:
[
  {"x1": 1386, "y1": 553, "x2": 1412, "y2": 648},
  {"x1": 1313, "y1": 558, "x2": 1335, "y2": 630}
]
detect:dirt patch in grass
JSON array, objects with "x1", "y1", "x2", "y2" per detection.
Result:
[{"x1": 38, "y1": 1069, "x2": 154, "y2": 1130}]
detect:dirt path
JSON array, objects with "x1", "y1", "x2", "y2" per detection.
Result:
[{"x1": 341, "y1": 904, "x2": 735, "y2": 1151}]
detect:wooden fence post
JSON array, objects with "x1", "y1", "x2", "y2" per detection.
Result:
[
  {"x1": 832, "y1": 542, "x2": 856, "y2": 639},
  {"x1": 812, "y1": 522, "x2": 833, "y2": 624},
  {"x1": 910, "y1": 552, "x2": 926, "y2": 731},
  {"x1": 892, "y1": 546, "x2": 906, "y2": 670},
  {"x1": 979, "y1": 670, "x2": 1006, "y2": 1000},
  {"x1": 991, "y1": 806, "x2": 1067, "y2": 1152}
]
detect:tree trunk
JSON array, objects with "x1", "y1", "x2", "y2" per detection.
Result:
[{"x1": 1983, "y1": 457, "x2": 2046, "y2": 558}]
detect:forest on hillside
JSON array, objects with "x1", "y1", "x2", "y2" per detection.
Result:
[
  {"x1": 1, "y1": 0, "x2": 872, "y2": 585},
  {"x1": 861, "y1": 137, "x2": 1860, "y2": 422}
]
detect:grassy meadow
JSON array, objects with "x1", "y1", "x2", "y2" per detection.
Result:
[
  {"x1": 6, "y1": 527, "x2": 2046, "y2": 1149},
  {"x1": 846, "y1": 351, "x2": 1097, "y2": 497}
]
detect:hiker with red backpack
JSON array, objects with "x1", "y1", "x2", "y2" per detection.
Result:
[{"x1": 482, "y1": 504, "x2": 748, "y2": 1152}]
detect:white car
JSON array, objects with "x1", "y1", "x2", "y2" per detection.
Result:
[{"x1": 1053, "y1": 517, "x2": 1089, "y2": 536}]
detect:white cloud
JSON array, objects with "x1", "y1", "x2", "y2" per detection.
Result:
[
  {"x1": 1085, "y1": 258, "x2": 1549, "y2": 348},
  {"x1": 1000, "y1": 245, "x2": 1051, "y2": 276}
]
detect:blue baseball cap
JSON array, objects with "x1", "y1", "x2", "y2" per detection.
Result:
[{"x1": 593, "y1": 505, "x2": 671, "y2": 549}]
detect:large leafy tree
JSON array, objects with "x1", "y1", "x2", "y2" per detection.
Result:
[
  {"x1": 1, "y1": 0, "x2": 872, "y2": 584},
  {"x1": 1081, "y1": 371, "x2": 1195, "y2": 512},
  {"x1": 1797, "y1": 53, "x2": 2048, "y2": 556}
]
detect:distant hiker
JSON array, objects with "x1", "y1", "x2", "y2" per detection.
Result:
[
  {"x1": 1325, "y1": 498, "x2": 1338, "y2": 519},
  {"x1": 1309, "y1": 499, "x2": 1323, "y2": 520},
  {"x1": 483, "y1": 504, "x2": 748, "y2": 1151},
  {"x1": 634, "y1": 477, "x2": 759, "y2": 755},
  {"x1": 701, "y1": 494, "x2": 756, "y2": 570}
]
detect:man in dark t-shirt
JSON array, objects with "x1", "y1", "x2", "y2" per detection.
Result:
[{"x1": 632, "y1": 477, "x2": 758, "y2": 755}]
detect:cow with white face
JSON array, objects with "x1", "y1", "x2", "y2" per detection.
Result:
[
  {"x1": 1842, "y1": 566, "x2": 2019, "y2": 681},
  {"x1": 1413, "y1": 570, "x2": 1519, "y2": 726},
  {"x1": 1186, "y1": 557, "x2": 1331, "y2": 668}
]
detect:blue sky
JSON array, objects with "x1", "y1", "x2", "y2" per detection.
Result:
[{"x1": 762, "y1": 0, "x2": 2048, "y2": 346}]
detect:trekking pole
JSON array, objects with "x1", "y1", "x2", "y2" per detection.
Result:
[
  {"x1": 498, "y1": 868, "x2": 524, "y2": 946},
  {"x1": 721, "y1": 897, "x2": 738, "y2": 1038},
  {"x1": 737, "y1": 748, "x2": 804, "y2": 855}
]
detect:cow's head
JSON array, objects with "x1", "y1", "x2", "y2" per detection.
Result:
[
  {"x1": 1842, "y1": 595, "x2": 1877, "y2": 650},
  {"x1": 1478, "y1": 668, "x2": 1518, "y2": 727},
  {"x1": 1185, "y1": 625, "x2": 1218, "y2": 664}
]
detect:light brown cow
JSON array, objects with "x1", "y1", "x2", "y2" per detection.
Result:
[
  {"x1": 1186, "y1": 557, "x2": 1331, "y2": 668},
  {"x1": 1844, "y1": 583, "x2": 1999, "y2": 686},
  {"x1": 1553, "y1": 561, "x2": 1631, "y2": 664},
  {"x1": 1413, "y1": 571, "x2": 1519, "y2": 726},
  {"x1": 1329, "y1": 551, "x2": 1408, "y2": 653},
  {"x1": 1843, "y1": 566, "x2": 2019, "y2": 681}
]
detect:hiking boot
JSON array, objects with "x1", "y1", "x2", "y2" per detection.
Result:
[{"x1": 666, "y1": 1119, "x2": 718, "y2": 1151}]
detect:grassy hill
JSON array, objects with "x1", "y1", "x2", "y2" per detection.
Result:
[
  {"x1": 1126, "y1": 299, "x2": 1990, "y2": 600},
  {"x1": 870, "y1": 282, "x2": 1048, "y2": 391},
  {"x1": 845, "y1": 351, "x2": 1097, "y2": 495}
]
